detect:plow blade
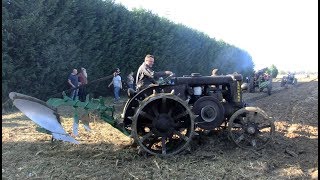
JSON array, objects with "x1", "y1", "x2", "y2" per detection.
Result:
[{"x1": 9, "y1": 92, "x2": 79, "y2": 144}]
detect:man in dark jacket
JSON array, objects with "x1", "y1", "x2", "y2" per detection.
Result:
[
  {"x1": 68, "y1": 69, "x2": 79, "y2": 100},
  {"x1": 136, "y1": 54, "x2": 173, "y2": 91}
]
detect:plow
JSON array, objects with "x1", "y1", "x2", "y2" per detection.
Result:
[{"x1": 9, "y1": 72, "x2": 275, "y2": 156}]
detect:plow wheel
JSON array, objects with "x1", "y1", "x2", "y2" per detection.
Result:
[
  {"x1": 228, "y1": 107, "x2": 275, "y2": 150},
  {"x1": 131, "y1": 93, "x2": 195, "y2": 156}
]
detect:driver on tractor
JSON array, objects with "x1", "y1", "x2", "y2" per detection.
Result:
[{"x1": 136, "y1": 54, "x2": 173, "y2": 91}]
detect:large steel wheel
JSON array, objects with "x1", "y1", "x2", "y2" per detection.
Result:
[
  {"x1": 293, "y1": 78, "x2": 298, "y2": 86},
  {"x1": 267, "y1": 79, "x2": 272, "y2": 95},
  {"x1": 228, "y1": 107, "x2": 275, "y2": 150},
  {"x1": 131, "y1": 93, "x2": 195, "y2": 156},
  {"x1": 249, "y1": 78, "x2": 255, "y2": 93}
]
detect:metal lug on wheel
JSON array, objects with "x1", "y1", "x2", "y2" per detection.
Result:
[
  {"x1": 193, "y1": 131, "x2": 199, "y2": 136},
  {"x1": 185, "y1": 145, "x2": 191, "y2": 153}
]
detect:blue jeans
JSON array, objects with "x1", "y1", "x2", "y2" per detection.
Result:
[
  {"x1": 70, "y1": 89, "x2": 79, "y2": 100},
  {"x1": 114, "y1": 86, "x2": 121, "y2": 101},
  {"x1": 128, "y1": 83, "x2": 134, "y2": 89}
]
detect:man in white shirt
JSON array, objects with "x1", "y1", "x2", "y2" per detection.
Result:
[{"x1": 108, "y1": 68, "x2": 122, "y2": 103}]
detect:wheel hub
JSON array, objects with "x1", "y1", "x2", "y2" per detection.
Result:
[
  {"x1": 201, "y1": 106, "x2": 217, "y2": 122},
  {"x1": 153, "y1": 113, "x2": 174, "y2": 135},
  {"x1": 247, "y1": 126, "x2": 256, "y2": 134},
  {"x1": 245, "y1": 123, "x2": 259, "y2": 135}
]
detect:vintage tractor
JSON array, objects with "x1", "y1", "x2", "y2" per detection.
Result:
[
  {"x1": 9, "y1": 72, "x2": 275, "y2": 156},
  {"x1": 248, "y1": 68, "x2": 272, "y2": 95},
  {"x1": 281, "y1": 73, "x2": 297, "y2": 87}
]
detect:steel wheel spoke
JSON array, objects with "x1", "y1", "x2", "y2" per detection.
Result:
[
  {"x1": 251, "y1": 139, "x2": 257, "y2": 148},
  {"x1": 235, "y1": 134, "x2": 245, "y2": 144},
  {"x1": 168, "y1": 108, "x2": 173, "y2": 116},
  {"x1": 240, "y1": 117, "x2": 247, "y2": 124},
  {"x1": 161, "y1": 97, "x2": 167, "y2": 112},
  {"x1": 232, "y1": 122, "x2": 243, "y2": 128},
  {"x1": 140, "y1": 111, "x2": 154, "y2": 121},
  {"x1": 258, "y1": 124, "x2": 271, "y2": 130},
  {"x1": 174, "y1": 130, "x2": 189, "y2": 141},
  {"x1": 256, "y1": 134, "x2": 268, "y2": 142},
  {"x1": 246, "y1": 113, "x2": 253, "y2": 122},
  {"x1": 140, "y1": 132, "x2": 153, "y2": 142},
  {"x1": 173, "y1": 111, "x2": 188, "y2": 120},
  {"x1": 147, "y1": 138, "x2": 158, "y2": 149},
  {"x1": 152, "y1": 105, "x2": 159, "y2": 116},
  {"x1": 249, "y1": 112, "x2": 258, "y2": 122},
  {"x1": 161, "y1": 137, "x2": 167, "y2": 155}
]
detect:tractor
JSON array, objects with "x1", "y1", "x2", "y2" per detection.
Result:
[
  {"x1": 281, "y1": 72, "x2": 297, "y2": 87},
  {"x1": 248, "y1": 68, "x2": 272, "y2": 95},
  {"x1": 9, "y1": 72, "x2": 275, "y2": 156}
]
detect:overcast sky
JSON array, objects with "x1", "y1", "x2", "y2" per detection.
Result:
[{"x1": 115, "y1": 0, "x2": 318, "y2": 72}]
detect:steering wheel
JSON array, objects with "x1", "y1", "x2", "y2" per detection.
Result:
[{"x1": 158, "y1": 73, "x2": 175, "y2": 85}]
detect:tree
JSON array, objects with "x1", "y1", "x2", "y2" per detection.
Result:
[
  {"x1": 266, "y1": 64, "x2": 279, "y2": 78},
  {"x1": 2, "y1": 0, "x2": 255, "y2": 101}
]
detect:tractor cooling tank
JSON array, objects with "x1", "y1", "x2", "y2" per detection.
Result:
[
  {"x1": 173, "y1": 74, "x2": 243, "y2": 86},
  {"x1": 193, "y1": 87, "x2": 202, "y2": 95}
]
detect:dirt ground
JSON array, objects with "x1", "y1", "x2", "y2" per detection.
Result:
[{"x1": 2, "y1": 76, "x2": 318, "y2": 180}]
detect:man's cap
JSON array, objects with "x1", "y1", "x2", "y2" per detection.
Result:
[{"x1": 114, "y1": 68, "x2": 120, "y2": 73}]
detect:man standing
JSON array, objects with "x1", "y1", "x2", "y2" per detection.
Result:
[
  {"x1": 136, "y1": 54, "x2": 172, "y2": 91},
  {"x1": 78, "y1": 67, "x2": 88, "y2": 102},
  {"x1": 68, "y1": 69, "x2": 79, "y2": 100},
  {"x1": 127, "y1": 71, "x2": 135, "y2": 89},
  {"x1": 108, "y1": 68, "x2": 122, "y2": 103}
]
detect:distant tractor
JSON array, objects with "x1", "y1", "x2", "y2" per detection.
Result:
[
  {"x1": 248, "y1": 68, "x2": 272, "y2": 95},
  {"x1": 281, "y1": 73, "x2": 297, "y2": 88}
]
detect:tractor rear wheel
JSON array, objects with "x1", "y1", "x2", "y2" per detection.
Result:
[
  {"x1": 293, "y1": 78, "x2": 298, "y2": 86},
  {"x1": 249, "y1": 78, "x2": 255, "y2": 93},
  {"x1": 131, "y1": 93, "x2": 195, "y2": 156},
  {"x1": 267, "y1": 79, "x2": 272, "y2": 95}
]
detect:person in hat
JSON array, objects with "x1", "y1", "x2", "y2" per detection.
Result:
[{"x1": 108, "y1": 68, "x2": 122, "y2": 103}]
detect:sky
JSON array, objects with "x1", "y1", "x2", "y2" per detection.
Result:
[{"x1": 114, "y1": 0, "x2": 318, "y2": 72}]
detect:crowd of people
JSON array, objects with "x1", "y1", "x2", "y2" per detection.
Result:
[{"x1": 67, "y1": 54, "x2": 173, "y2": 103}]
